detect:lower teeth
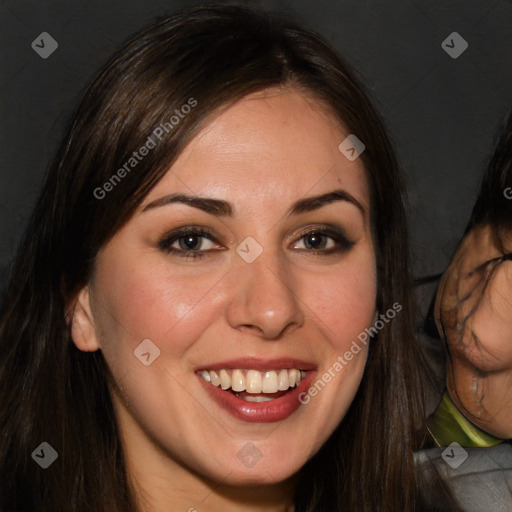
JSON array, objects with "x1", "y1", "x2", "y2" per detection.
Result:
[{"x1": 235, "y1": 394, "x2": 275, "y2": 402}]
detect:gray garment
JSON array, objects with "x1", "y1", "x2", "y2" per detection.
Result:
[{"x1": 415, "y1": 444, "x2": 512, "y2": 512}]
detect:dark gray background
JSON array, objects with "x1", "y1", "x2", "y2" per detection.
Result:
[{"x1": 1, "y1": 0, "x2": 511, "y2": 294}]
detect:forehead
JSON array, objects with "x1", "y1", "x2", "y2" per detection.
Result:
[{"x1": 145, "y1": 88, "x2": 369, "y2": 213}]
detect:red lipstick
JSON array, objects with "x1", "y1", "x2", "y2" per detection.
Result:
[{"x1": 196, "y1": 366, "x2": 317, "y2": 423}]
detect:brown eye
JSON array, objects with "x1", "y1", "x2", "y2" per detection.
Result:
[
  {"x1": 175, "y1": 234, "x2": 210, "y2": 251},
  {"x1": 302, "y1": 231, "x2": 331, "y2": 250},
  {"x1": 292, "y1": 226, "x2": 355, "y2": 254},
  {"x1": 158, "y1": 227, "x2": 222, "y2": 259}
]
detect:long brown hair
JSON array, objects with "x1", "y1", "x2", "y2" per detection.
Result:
[{"x1": 0, "y1": 4, "x2": 453, "y2": 510}]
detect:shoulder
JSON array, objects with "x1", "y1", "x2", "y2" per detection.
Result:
[{"x1": 415, "y1": 443, "x2": 512, "y2": 512}]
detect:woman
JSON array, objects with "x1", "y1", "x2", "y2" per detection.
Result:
[{"x1": 0, "y1": 4, "x2": 457, "y2": 511}]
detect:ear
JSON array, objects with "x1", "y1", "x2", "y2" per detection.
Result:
[{"x1": 69, "y1": 286, "x2": 101, "y2": 352}]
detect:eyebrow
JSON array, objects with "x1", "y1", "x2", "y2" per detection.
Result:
[{"x1": 142, "y1": 189, "x2": 366, "y2": 217}]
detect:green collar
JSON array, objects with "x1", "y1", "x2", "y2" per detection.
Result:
[{"x1": 427, "y1": 391, "x2": 503, "y2": 447}]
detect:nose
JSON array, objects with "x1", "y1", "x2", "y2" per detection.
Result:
[{"x1": 226, "y1": 247, "x2": 304, "y2": 340}]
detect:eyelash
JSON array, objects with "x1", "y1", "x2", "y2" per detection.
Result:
[{"x1": 157, "y1": 225, "x2": 355, "y2": 260}]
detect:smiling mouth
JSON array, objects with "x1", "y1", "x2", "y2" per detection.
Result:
[{"x1": 198, "y1": 368, "x2": 307, "y2": 402}]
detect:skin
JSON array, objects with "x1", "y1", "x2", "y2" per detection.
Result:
[
  {"x1": 71, "y1": 88, "x2": 377, "y2": 512},
  {"x1": 435, "y1": 223, "x2": 512, "y2": 438}
]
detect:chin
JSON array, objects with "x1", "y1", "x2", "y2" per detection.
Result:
[
  {"x1": 191, "y1": 449, "x2": 306, "y2": 487},
  {"x1": 218, "y1": 462, "x2": 301, "y2": 486}
]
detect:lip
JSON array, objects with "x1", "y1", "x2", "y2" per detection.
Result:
[
  {"x1": 194, "y1": 357, "x2": 317, "y2": 372},
  {"x1": 197, "y1": 369, "x2": 318, "y2": 423}
]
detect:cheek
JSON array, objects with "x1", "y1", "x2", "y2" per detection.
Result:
[
  {"x1": 90, "y1": 253, "x2": 228, "y2": 373},
  {"x1": 302, "y1": 256, "x2": 377, "y2": 351},
  {"x1": 469, "y1": 267, "x2": 512, "y2": 370}
]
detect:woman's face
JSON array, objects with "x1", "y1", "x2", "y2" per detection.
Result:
[{"x1": 72, "y1": 88, "x2": 377, "y2": 487}]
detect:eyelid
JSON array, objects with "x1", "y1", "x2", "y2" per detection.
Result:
[
  {"x1": 157, "y1": 226, "x2": 223, "y2": 253},
  {"x1": 289, "y1": 224, "x2": 354, "y2": 247}
]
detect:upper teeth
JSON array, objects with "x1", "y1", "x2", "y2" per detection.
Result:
[{"x1": 200, "y1": 368, "x2": 306, "y2": 393}]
